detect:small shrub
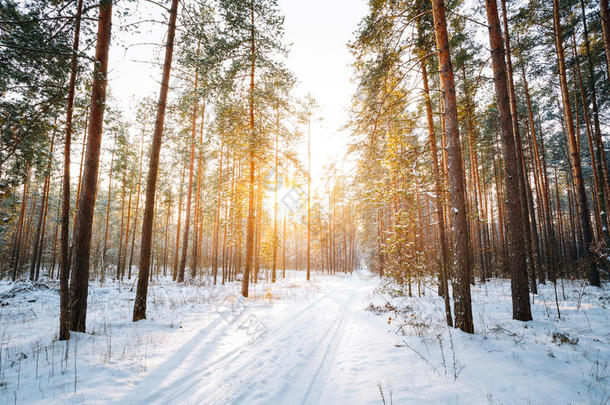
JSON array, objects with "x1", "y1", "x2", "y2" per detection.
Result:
[
  {"x1": 552, "y1": 331, "x2": 579, "y2": 346},
  {"x1": 366, "y1": 301, "x2": 412, "y2": 315}
]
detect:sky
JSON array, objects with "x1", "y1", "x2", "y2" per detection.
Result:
[
  {"x1": 108, "y1": 0, "x2": 369, "y2": 189},
  {"x1": 278, "y1": 0, "x2": 368, "y2": 180}
]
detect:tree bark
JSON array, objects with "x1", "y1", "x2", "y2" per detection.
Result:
[
  {"x1": 430, "y1": 0, "x2": 474, "y2": 333},
  {"x1": 133, "y1": 0, "x2": 179, "y2": 321},
  {"x1": 552, "y1": 0, "x2": 599, "y2": 287},
  {"x1": 242, "y1": 1, "x2": 256, "y2": 297},
  {"x1": 59, "y1": 0, "x2": 83, "y2": 340},
  {"x1": 421, "y1": 53, "x2": 452, "y2": 327},
  {"x1": 31, "y1": 130, "x2": 55, "y2": 280},
  {"x1": 486, "y1": 0, "x2": 532, "y2": 321},
  {"x1": 500, "y1": 0, "x2": 539, "y2": 294},
  {"x1": 178, "y1": 42, "x2": 200, "y2": 284},
  {"x1": 69, "y1": 0, "x2": 113, "y2": 332},
  {"x1": 101, "y1": 133, "x2": 117, "y2": 282},
  {"x1": 212, "y1": 143, "x2": 223, "y2": 284},
  {"x1": 580, "y1": 0, "x2": 610, "y2": 236},
  {"x1": 272, "y1": 109, "x2": 279, "y2": 283},
  {"x1": 600, "y1": 0, "x2": 610, "y2": 82},
  {"x1": 128, "y1": 135, "x2": 145, "y2": 280},
  {"x1": 307, "y1": 112, "x2": 311, "y2": 281},
  {"x1": 173, "y1": 164, "x2": 185, "y2": 281}
]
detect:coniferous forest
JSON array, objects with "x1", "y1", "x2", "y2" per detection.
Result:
[{"x1": 0, "y1": 0, "x2": 609, "y2": 403}]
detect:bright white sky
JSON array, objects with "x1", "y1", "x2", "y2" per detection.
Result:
[{"x1": 108, "y1": 0, "x2": 369, "y2": 187}]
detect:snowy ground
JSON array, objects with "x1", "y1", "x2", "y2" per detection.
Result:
[{"x1": 0, "y1": 271, "x2": 608, "y2": 404}]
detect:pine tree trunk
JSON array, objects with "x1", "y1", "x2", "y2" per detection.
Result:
[
  {"x1": 173, "y1": 164, "x2": 185, "y2": 281},
  {"x1": 254, "y1": 190, "x2": 262, "y2": 283},
  {"x1": 553, "y1": 0, "x2": 600, "y2": 287},
  {"x1": 133, "y1": 0, "x2": 179, "y2": 321},
  {"x1": 163, "y1": 194, "x2": 171, "y2": 277},
  {"x1": 35, "y1": 132, "x2": 56, "y2": 280},
  {"x1": 486, "y1": 0, "x2": 532, "y2": 321},
  {"x1": 101, "y1": 133, "x2": 117, "y2": 281},
  {"x1": 127, "y1": 135, "x2": 144, "y2": 280},
  {"x1": 572, "y1": 35, "x2": 608, "y2": 245},
  {"x1": 580, "y1": 0, "x2": 610, "y2": 235},
  {"x1": 122, "y1": 187, "x2": 133, "y2": 279},
  {"x1": 30, "y1": 131, "x2": 55, "y2": 280},
  {"x1": 307, "y1": 115, "x2": 311, "y2": 281},
  {"x1": 117, "y1": 173, "x2": 126, "y2": 279},
  {"x1": 600, "y1": 0, "x2": 610, "y2": 82},
  {"x1": 522, "y1": 65, "x2": 553, "y2": 283},
  {"x1": 272, "y1": 111, "x2": 279, "y2": 283},
  {"x1": 191, "y1": 103, "x2": 205, "y2": 280},
  {"x1": 59, "y1": 0, "x2": 83, "y2": 339},
  {"x1": 421, "y1": 53, "x2": 452, "y2": 327},
  {"x1": 431, "y1": 0, "x2": 474, "y2": 333},
  {"x1": 283, "y1": 211, "x2": 286, "y2": 278},
  {"x1": 212, "y1": 143, "x2": 223, "y2": 284},
  {"x1": 50, "y1": 195, "x2": 61, "y2": 279},
  {"x1": 178, "y1": 42, "x2": 200, "y2": 284},
  {"x1": 242, "y1": 2, "x2": 256, "y2": 297},
  {"x1": 69, "y1": 0, "x2": 113, "y2": 332},
  {"x1": 500, "y1": 0, "x2": 539, "y2": 294}
]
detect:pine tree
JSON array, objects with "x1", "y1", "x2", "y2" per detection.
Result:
[
  {"x1": 485, "y1": 0, "x2": 532, "y2": 321},
  {"x1": 133, "y1": 0, "x2": 180, "y2": 321},
  {"x1": 69, "y1": 0, "x2": 113, "y2": 333},
  {"x1": 431, "y1": 0, "x2": 474, "y2": 333}
]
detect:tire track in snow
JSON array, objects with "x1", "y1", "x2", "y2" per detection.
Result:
[
  {"x1": 113, "y1": 314, "x2": 229, "y2": 404},
  {"x1": 298, "y1": 291, "x2": 354, "y2": 404},
  {"x1": 126, "y1": 289, "x2": 336, "y2": 404},
  {"x1": 202, "y1": 288, "x2": 355, "y2": 405}
]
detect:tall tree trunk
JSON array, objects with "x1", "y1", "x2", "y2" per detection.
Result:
[
  {"x1": 35, "y1": 134, "x2": 56, "y2": 279},
  {"x1": 101, "y1": 133, "x2": 117, "y2": 281},
  {"x1": 178, "y1": 42, "x2": 200, "y2": 284},
  {"x1": 133, "y1": 0, "x2": 179, "y2": 321},
  {"x1": 521, "y1": 65, "x2": 553, "y2": 283},
  {"x1": 272, "y1": 109, "x2": 279, "y2": 283},
  {"x1": 173, "y1": 164, "x2": 185, "y2": 281},
  {"x1": 500, "y1": 0, "x2": 539, "y2": 294},
  {"x1": 580, "y1": 0, "x2": 610, "y2": 235},
  {"x1": 116, "y1": 173, "x2": 126, "y2": 279},
  {"x1": 430, "y1": 0, "x2": 474, "y2": 333},
  {"x1": 10, "y1": 176, "x2": 27, "y2": 279},
  {"x1": 50, "y1": 194, "x2": 61, "y2": 278},
  {"x1": 242, "y1": 1, "x2": 256, "y2": 297},
  {"x1": 553, "y1": 0, "x2": 599, "y2": 287},
  {"x1": 572, "y1": 35, "x2": 609, "y2": 246},
  {"x1": 122, "y1": 187, "x2": 133, "y2": 279},
  {"x1": 212, "y1": 143, "x2": 223, "y2": 284},
  {"x1": 307, "y1": 113, "x2": 311, "y2": 281},
  {"x1": 254, "y1": 189, "x2": 262, "y2": 283},
  {"x1": 128, "y1": 134, "x2": 145, "y2": 281},
  {"x1": 486, "y1": 0, "x2": 532, "y2": 321},
  {"x1": 600, "y1": 0, "x2": 610, "y2": 82},
  {"x1": 283, "y1": 211, "x2": 286, "y2": 278},
  {"x1": 69, "y1": 0, "x2": 113, "y2": 332},
  {"x1": 191, "y1": 103, "x2": 205, "y2": 279},
  {"x1": 31, "y1": 130, "x2": 55, "y2": 280},
  {"x1": 421, "y1": 52, "x2": 452, "y2": 327},
  {"x1": 162, "y1": 193, "x2": 171, "y2": 277},
  {"x1": 59, "y1": 0, "x2": 83, "y2": 340}
]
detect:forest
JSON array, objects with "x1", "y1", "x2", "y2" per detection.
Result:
[{"x1": 0, "y1": 0, "x2": 609, "y2": 403}]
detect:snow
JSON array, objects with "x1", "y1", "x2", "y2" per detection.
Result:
[{"x1": 0, "y1": 272, "x2": 608, "y2": 404}]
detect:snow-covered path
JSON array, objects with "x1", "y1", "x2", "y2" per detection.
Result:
[
  {"x1": 114, "y1": 273, "x2": 384, "y2": 405},
  {"x1": 2, "y1": 272, "x2": 609, "y2": 404}
]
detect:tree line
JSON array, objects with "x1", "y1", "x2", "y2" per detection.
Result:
[
  {"x1": 0, "y1": 0, "x2": 359, "y2": 340},
  {"x1": 349, "y1": 0, "x2": 609, "y2": 333}
]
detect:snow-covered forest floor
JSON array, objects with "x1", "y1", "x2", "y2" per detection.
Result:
[{"x1": 0, "y1": 271, "x2": 608, "y2": 404}]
